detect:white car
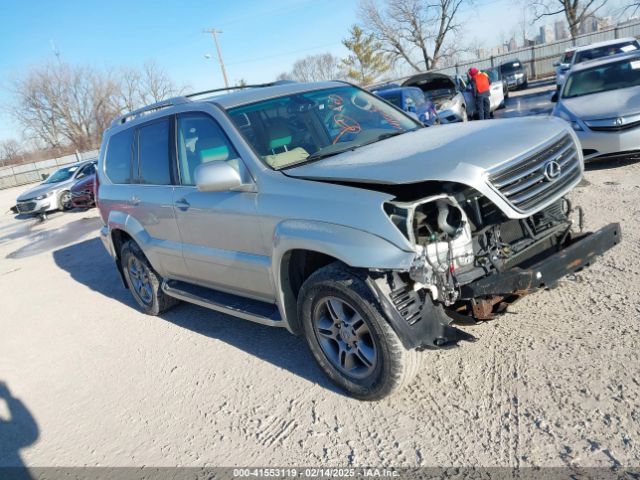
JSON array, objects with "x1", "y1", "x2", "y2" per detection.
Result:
[
  {"x1": 554, "y1": 47, "x2": 577, "y2": 90},
  {"x1": 552, "y1": 51, "x2": 640, "y2": 162},
  {"x1": 486, "y1": 68, "x2": 505, "y2": 112},
  {"x1": 568, "y1": 37, "x2": 640, "y2": 72}
]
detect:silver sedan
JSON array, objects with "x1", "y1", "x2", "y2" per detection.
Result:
[
  {"x1": 15, "y1": 160, "x2": 96, "y2": 215},
  {"x1": 552, "y1": 51, "x2": 640, "y2": 162}
]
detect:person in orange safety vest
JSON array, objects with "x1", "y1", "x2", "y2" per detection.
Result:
[{"x1": 468, "y1": 67, "x2": 491, "y2": 120}]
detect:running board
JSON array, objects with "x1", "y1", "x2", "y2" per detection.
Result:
[{"x1": 162, "y1": 279, "x2": 283, "y2": 327}]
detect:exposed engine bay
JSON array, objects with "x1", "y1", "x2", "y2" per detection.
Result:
[{"x1": 383, "y1": 189, "x2": 581, "y2": 318}]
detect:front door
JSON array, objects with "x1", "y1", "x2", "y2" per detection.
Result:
[{"x1": 172, "y1": 112, "x2": 274, "y2": 302}]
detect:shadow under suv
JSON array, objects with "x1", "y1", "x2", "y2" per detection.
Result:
[{"x1": 97, "y1": 80, "x2": 619, "y2": 400}]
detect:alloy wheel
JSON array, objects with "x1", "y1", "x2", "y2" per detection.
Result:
[
  {"x1": 60, "y1": 191, "x2": 72, "y2": 210},
  {"x1": 312, "y1": 296, "x2": 378, "y2": 380},
  {"x1": 128, "y1": 257, "x2": 153, "y2": 305}
]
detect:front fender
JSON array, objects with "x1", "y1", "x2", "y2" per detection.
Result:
[{"x1": 272, "y1": 220, "x2": 417, "y2": 333}]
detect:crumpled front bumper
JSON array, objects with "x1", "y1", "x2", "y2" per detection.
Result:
[
  {"x1": 460, "y1": 223, "x2": 620, "y2": 298},
  {"x1": 367, "y1": 223, "x2": 620, "y2": 350}
]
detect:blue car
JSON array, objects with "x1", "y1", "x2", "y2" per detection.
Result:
[{"x1": 372, "y1": 85, "x2": 439, "y2": 126}]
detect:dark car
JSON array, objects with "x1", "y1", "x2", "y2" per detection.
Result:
[
  {"x1": 70, "y1": 172, "x2": 96, "y2": 208},
  {"x1": 500, "y1": 59, "x2": 528, "y2": 90},
  {"x1": 372, "y1": 85, "x2": 439, "y2": 126}
]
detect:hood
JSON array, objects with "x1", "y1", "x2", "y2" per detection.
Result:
[
  {"x1": 562, "y1": 86, "x2": 640, "y2": 120},
  {"x1": 71, "y1": 174, "x2": 95, "y2": 192},
  {"x1": 16, "y1": 181, "x2": 67, "y2": 202},
  {"x1": 284, "y1": 117, "x2": 571, "y2": 186},
  {"x1": 402, "y1": 72, "x2": 457, "y2": 100}
]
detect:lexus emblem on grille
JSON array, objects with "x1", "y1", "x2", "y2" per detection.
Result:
[
  {"x1": 543, "y1": 160, "x2": 562, "y2": 181},
  {"x1": 615, "y1": 117, "x2": 624, "y2": 126}
]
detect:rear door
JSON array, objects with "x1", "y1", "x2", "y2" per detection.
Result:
[
  {"x1": 128, "y1": 117, "x2": 187, "y2": 278},
  {"x1": 171, "y1": 112, "x2": 274, "y2": 301}
]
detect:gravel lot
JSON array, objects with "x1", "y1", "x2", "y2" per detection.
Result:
[{"x1": 1, "y1": 86, "x2": 639, "y2": 469}]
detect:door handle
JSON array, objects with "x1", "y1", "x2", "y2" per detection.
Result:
[
  {"x1": 175, "y1": 198, "x2": 190, "y2": 210},
  {"x1": 130, "y1": 195, "x2": 140, "y2": 206}
]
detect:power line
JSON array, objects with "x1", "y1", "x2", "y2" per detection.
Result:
[{"x1": 203, "y1": 28, "x2": 230, "y2": 88}]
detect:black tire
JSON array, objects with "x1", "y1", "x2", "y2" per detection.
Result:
[
  {"x1": 58, "y1": 190, "x2": 72, "y2": 211},
  {"x1": 120, "y1": 240, "x2": 179, "y2": 315},
  {"x1": 298, "y1": 262, "x2": 421, "y2": 400}
]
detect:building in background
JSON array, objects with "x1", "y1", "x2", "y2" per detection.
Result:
[
  {"x1": 554, "y1": 21, "x2": 567, "y2": 41},
  {"x1": 537, "y1": 24, "x2": 555, "y2": 44},
  {"x1": 507, "y1": 37, "x2": 518, "y2": 52},
  {"x1": 580, "y1": 15, "x2": 599, "y2": 34}
]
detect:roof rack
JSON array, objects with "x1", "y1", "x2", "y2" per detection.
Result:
[{"x1": 110, "y1": 80, "x2": 297, "y2": 127}]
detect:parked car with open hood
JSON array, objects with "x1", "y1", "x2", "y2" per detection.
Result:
[
  {"x1": 402, "y1": 72, "x2": 471, "y2": 122},
  {"x1": 372, "y1": 85, "x2": 439, "y2": 126},
  {"x1": 552, "y1": 51, "x2": 640, "y2": 163},
  {"x1": 15, "y1": 160, "x2": 97, "y2": 216},
  {"x1": 97, "y1": 80, "x2": 619, "y2": 400}
]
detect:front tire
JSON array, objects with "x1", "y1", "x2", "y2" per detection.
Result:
[
  {"x1": 298, "y1": 263, "x2": 421, "y2": 400},
  {"x1": 120, "y1": 240, "x2": 179, "y2": 315},
  {"x1": 58, "y1": 190, "x2": 72, "y2": 211}
]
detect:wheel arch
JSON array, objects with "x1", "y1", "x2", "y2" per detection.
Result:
[{"x1": 272, "y1": 220, "x2": 416, "y2": 334}]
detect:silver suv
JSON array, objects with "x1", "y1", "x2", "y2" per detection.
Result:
[{"x1": 97, "y1": 81, "x2": 620, "y2": 400}]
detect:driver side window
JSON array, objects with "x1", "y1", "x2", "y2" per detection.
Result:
[{"x1": 176, "y1": 113, "x2": 240, "y2": 186}]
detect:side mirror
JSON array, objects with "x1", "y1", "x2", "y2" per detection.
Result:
[
  {"x1": 76, "y1": 172, "x2": 85, "y2": 179},
  {"x1": 553, "y1": 61, "x2": 560, "y2": 67},
  {"x1": 407, "y1": 105, "x2": 416, "y2": 113},
  {"x1": 551, "y1": 91, "x2": 559, "y2": 103},
  {"x1": 195, "y1": 161, "x2": 244, "y2": 192}
]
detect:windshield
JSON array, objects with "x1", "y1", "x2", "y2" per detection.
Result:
[
  {"x1": 563, "y1": 57, "x2": 640, "y2": 98},
  {"x1": 227, "y1": 86, "x2": 419, "y2": 170},
  {"x1": 501, "y1": 62, "x2": 522, "y2": 74},
  {"x1": 574, "y1": 41, "x2": 639, "y2": 64},
  {"x1": 375, "y1": 91, "x2": 403, "y2": 109},
  {"x1": 42, "y1": 165, "x2": 78, "y2": 184}
]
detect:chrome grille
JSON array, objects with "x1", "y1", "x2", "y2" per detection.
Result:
[{"x1": 488, "y1": 134, "x2": 582, "y2": 213}]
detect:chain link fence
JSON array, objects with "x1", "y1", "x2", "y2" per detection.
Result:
[
  {"x1": 0, "y1": 150, "x2": 99, "y2": 190},
  {"x1": 432, "y1": 21, "x2": 640, "y2": 80}
]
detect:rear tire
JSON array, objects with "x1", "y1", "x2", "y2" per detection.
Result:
[
  {"x1": 298, "y1": 262, "x2": 421, "y2": 400},
  {"x1": 120, "y1": 240, "x2": 179, "y2": 315}
]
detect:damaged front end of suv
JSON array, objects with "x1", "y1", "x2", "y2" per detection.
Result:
[{"x1": 358, "y1": 132, "x2": 620, "y2": 350}]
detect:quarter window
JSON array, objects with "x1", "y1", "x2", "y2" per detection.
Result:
[
  {"x1": 105, "y1": 129, "x2": 134, "y2": 184},
  {"x1": 176, "y1": 113, "x2": 239, "y2": 186},
  {"x1": 137, "y1": 119, "x2": 172, "y2": 185}
]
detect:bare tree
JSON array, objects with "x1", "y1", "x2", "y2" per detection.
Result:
[
  {"x1": 290, "y1": 53, "x2": 343, "y2": 82},
  {"x1": 11, "y1": 62, "x2": 120, "y2": 151},
  {"x1": 11, "y1": 60, "x2": 183, "y2": 153},
  {"x1": 0, "y1": 139, "x2": 21, "y2": 167},
  {"x1": 530, "y1": 0, "x2": 608, "y2": 38},
  {"x1": 359, "y1": 0, "x2": 471, "y2": 71}
]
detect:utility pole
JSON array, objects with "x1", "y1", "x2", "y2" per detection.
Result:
[{"x1": 203, "y1": 28, "x2": 229, "y2": 88}]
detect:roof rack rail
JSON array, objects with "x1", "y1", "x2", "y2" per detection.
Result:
[
  {"x1": 110, "y1": 80, "x2": 298, "y2": 128},
  {"x1": 184, "y1": 80, "x2": 297, "y2": 99},
  {"x1": 110, "y1": 96, "x2": 189, "y2": 127}
]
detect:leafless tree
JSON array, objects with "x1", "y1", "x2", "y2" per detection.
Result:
[
  {"x1": 290, "y1": 53, "x2": 344, "y2": 82},
  {"x1": 11, "y1": 60, "x2": 183, "y2": 153},
  {"x1": 0, "y1": 139, "x2": 21, "y2": 167},
  {"x1": 359, "y1": 0, "x2": 471, "y2": 71},
  {"x1": 530, "y1": 0, "x2": 608, "y2": 38},
  {"x1": 11, "y1": 62, "x2": 120, "y2": 151},
  {"x1": 117, "y1": 60, "x2": 184, "y2": 112}
]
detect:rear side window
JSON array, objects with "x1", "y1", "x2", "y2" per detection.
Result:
[
  {"x1": 137, "y1": 119, "x2": 172, "y2": 185},
  {"x1": 105, "y1": 129, "x2": 134, "y2": 184}
]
